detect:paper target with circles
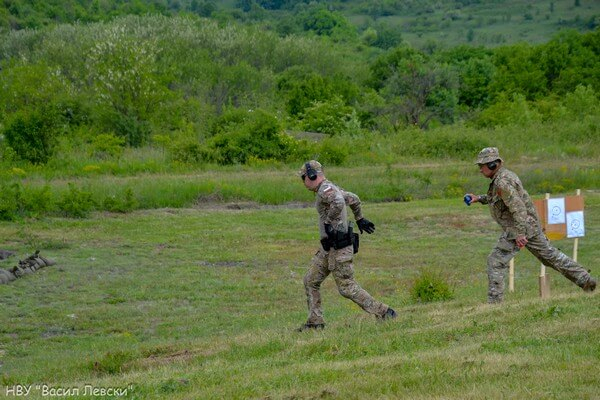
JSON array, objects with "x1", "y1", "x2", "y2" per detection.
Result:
[
  {"x1": 566, "y1": 211, "x2": 585, "y2": 238},
  {"x1": 534, "y1": 194, "x2": 584, "y2": 240},
  {"x1": 547, "y1": 198, "x2": 566, "y2": 224}
]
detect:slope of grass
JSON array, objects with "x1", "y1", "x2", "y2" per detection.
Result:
[{"x1": 0, "y1": 193, "x2": 598, "y2": 399}]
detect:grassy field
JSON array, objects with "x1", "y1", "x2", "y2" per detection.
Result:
[{"x1": 0, "y1": 189, "x2": 598, "y2": 399}]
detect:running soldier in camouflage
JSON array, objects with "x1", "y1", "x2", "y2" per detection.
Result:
[
  {"x1": 297, "y1": 160, "x2": 396, "y2": 331},
  {"x1": 466, "y1": 147, "x2": 596, "y2": 303}
]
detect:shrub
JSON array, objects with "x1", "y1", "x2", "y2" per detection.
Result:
[
  {"x1": 210, "y1": 109, "x2": 300, "y2": 165},
  {"x1": 301, "y1": 97, "x2": 356, "y2": 135},
  {"x1": 90, "y1": 134, "x2": 126, "y2": 159},
  {"x1": 109, "y1": 112, "x2": 152, "y2": 148},
  {"x1": 410, "y1": 272, "x2": 454, "y2": 303},
  {"x1": 56, "y1": 183, "x2": 95, "y2": 218},
  {"x1": 562, "y1": 85, "x2": 599, "y2": 119},
  {"x1": 407, "y1": 132, "x2": 487, "y2": 159},
  {"x1": 3, "y1": 109, "x2": 64, "y2": 164},
  {"x1": 91, "y1": 351, "x2": 135, "y2": 375},
  {"x1": 0, "y1": 183, "x2": 53, "y2": 220},
  {"x1": 471, "y1": 93, "x2": 541, "y2": 128},
  {"x1": 210, "y1": 108, "x2": 252, "y2": 136},
  {"x1": 19, "y1": 185, "x2": 54, "y2": 218},
  {"x1": 0, "y1": 184, "x2": 19, "y2": 221},
  {"x1": 102, "y1": 188, "x2": 138, "y2": 213},
  {"x1": 316, "y1": 137, "x2": 348, "y2": 166},
  {"x1": 169, "y1": 139, "x2": 211, "y2": 165}
]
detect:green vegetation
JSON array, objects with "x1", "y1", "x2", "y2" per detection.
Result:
[
  {"x1": 2, "y1": 1, "x2": 598, "y2": 48},
  {"x1": 0, "y1": 13, "x2": 597, "y2": 218},
  {"x1": 0, "y1": 3, "x2": 598, "y2": 397},
  {"x1": 0, "y1": 195, "x2": 598, "y2": 398},
  {"x1": 410, "y1": 271, "x2": 455, "y2": 302}
]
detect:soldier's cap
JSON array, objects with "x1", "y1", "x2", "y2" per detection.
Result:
[
  {"x1": 297, "y1": 160, "x2": 323, "y2": 176},
  {"x1": 475, "y1": 147, "x2": 503, "y2": 165}
]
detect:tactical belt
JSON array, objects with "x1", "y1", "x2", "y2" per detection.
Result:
[{"x1": 320, "y1": 226, "x2": 359, "y2": 254}]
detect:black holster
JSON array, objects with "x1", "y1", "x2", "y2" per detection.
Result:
[{"x1": 321, "y1": 226, "x2": 359, "y2": 253}]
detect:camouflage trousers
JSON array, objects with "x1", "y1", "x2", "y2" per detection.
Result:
[
  {"x1": 487, "y1": 231, "x2": 593, "y2": 303},
  {"x1": 303, "y1": 245, "x2": 388, "y2": 325}
]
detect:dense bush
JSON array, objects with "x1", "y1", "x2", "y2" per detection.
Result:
[
  {"x1": 470, "y1": 93, "x2": 542, "y2": 128},
  {"x1": 410, "y1": 272, "x2": 454, "y2": 303},
  {"x1": 301, "y1": 97, "x2": 357, "y2": 135},
  {"x1": 56, "y1": 183, "x2": 95, "y2": 218},
  {"x1": 210, "y1": 109, "x2": 301, "y2": 165},
  {"x1": 405, "y1": 130, "x2": 487, "y2": 159},
  {"x1": 315, "y1": 137, "x2": 348, "y2": 165},
  {"x1": 169, "y1": 138, "x2": 211, "y2": 165},
  {"x1": 0, "y1": 184, "x2": 19, "y2": 221},
  {"x1": 102, "y1": 188, "x2": 138, "y2": 213},
  {"x1": 0, "y1": 12, "x2": 597, "y2": 174},
  {"x1": 90, "y1": 134, "x2": 126, "y2": 159},
  {"x1": 0, "y1": 183, "x2": 54, "y2": 220},
  {"x1": 3, "y1": 109, "x2": 64, "y2": 164}
]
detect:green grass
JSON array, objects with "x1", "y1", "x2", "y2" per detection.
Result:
[
  {"x1": 1, "y1": 158, "x2": 598, "y2": 218},
  {"x1": 0, "y1": 192, "x2": 598, "y2": 399},
  {"x1": 2, "y1": 117, "x2": 599, "y2": 217}
]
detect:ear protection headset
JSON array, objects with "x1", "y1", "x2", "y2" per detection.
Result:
[
  {"x1": 305, "y1": 162, "x2": 318, "y2": 181},
  {"x1": 487, "y1": 160, "x2": 498, "y2": 170}
]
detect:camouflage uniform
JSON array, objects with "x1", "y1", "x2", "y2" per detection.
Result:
[
  {"x1": 475, "y1": 148, "x2": 595, "y2": 303},
  {"x1": 301, "y1": 163, "x2": 389, "y2": 325}
]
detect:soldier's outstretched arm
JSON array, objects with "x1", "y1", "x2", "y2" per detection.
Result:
[
  {"x1": 343, "y1": 190, "x2": 375, "y2": 234},
  {"x1": 342, "y1": 190, "x2": 363, "y2": 221}
]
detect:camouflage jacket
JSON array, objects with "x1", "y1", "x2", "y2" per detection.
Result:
[
  {"x1": 478, "y1": 167, "x2": 542, "y2": 238},
  {"x1": 315, "y1": 179, "x2": 363, "y2": 239}
]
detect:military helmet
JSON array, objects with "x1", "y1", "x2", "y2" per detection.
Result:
[
  {"x1": 298, "y1": 160, "x2": 323, "y2": 178},
  {"x1": 475, "y1": 147, "x2": 503, "y2": 165}
]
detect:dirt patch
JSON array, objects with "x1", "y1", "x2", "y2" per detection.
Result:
[
  {"x1": 133, "y1": 345, "x2": 225, "y2": 370},
  {"x1": 197, "y1": 261, "x2": 247, "y2": 268},
  {"x1": 194, "y1": 200, "x2": 312, "y2": 210}
]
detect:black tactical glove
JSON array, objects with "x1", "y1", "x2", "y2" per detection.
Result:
[
  {"x1": 357, "y1": 218, "x2": 375, "y2": 234},
  {"x1": 324, "y1": 223, "x2": 335, "y2": 239}
]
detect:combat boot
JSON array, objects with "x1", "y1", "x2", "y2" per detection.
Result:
[
  {"x1": 378, "y1": 307, "x2": 397, "y2": 320},
  {"x1": 296, "y1": 323, "x2": 325, "y2": 332},
  {"x1": 583, "y1": 277, "x2": 596, "y2": 292}
]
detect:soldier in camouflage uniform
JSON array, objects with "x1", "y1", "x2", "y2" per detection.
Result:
[
  {"x1": 466, "y1": 147, "x2": 597, "y2": 303},
  {"x1": 297, "y1": 160, "x2": 396, "y2": 331}
]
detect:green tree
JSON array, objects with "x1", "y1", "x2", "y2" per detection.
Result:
[
  {"x1": 85, "y1": 21, "x2": 169, "y2": 146},
  {"x1": 458, "y1": 57, "x2": 495, "y2": 108},
  {"x1": 537, "y1": 29, "x2": 600, "y2": 94},
  {"x1": 299, "y1": 7, "x2": 357, "y2": 42},
  {"x1": 371, "y1": 47, "x2": 459, "y2": 128},
  {"x1": 301, "y1": 96, "x2": 358, "y2": 135},
  {"x1": 437, "y1": 46, "x2": 495, "y2": 108},
  {"x1": 210, "y1": 109, "x2": 298, "y2": 164},
  {"x1": 366, "y1": 22, "x2": 404, "y2": 49},
  {"x1": 3, "y1": 109, "x2": 63, "y2": 164},
  {"x1": 489, "y1": 43, "x2": 547, "y2": 100},
  {"x1": 0, "y1": 62, "x2": 77, "y2": 163},
  {"x1": 277, "y1": 67, "x2": 335, "y2": 116}
]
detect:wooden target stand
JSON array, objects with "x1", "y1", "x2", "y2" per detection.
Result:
[{"x1": 508, "y1": 190, "x2": 585, "y2": 299}]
